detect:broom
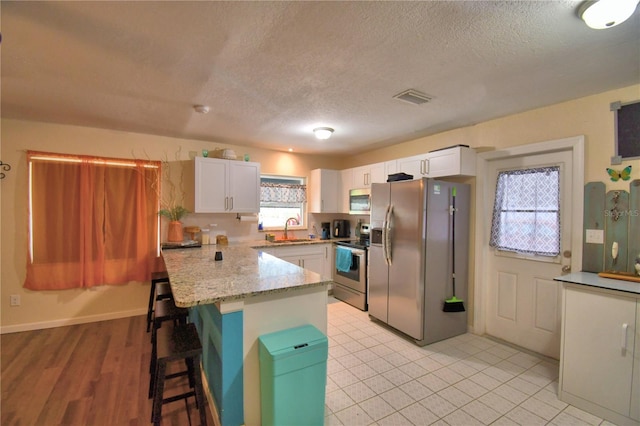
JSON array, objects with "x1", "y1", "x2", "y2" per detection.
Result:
[{"x1": 443, "y1": 186, "x2": 465, "y2": 312}]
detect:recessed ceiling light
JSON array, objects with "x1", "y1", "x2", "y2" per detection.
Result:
[
  {"x1": 193, "y1": 105, "x2": 210, "y2": 114},
  {"x1": 313, "y1": 127, "x2": 334, "y2": 140}
]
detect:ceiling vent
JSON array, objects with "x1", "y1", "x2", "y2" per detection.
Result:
[{"x1": 393, "y1": 89, "x2": 433, "y2": 105}]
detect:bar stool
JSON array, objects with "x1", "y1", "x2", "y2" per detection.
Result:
[
  {"x1": 150, "y1": 323, "x2": 207, "y2": 426},
  {"x1": 149, "y1": 298, "x2": 189, "y2": 392},
  {"x1": 146, "y1": 271, "x2": 172, "y2": 333}
]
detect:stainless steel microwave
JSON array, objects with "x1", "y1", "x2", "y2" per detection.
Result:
[{"x1": 349, "y1": 188, "x2": 371, "y2": 215}]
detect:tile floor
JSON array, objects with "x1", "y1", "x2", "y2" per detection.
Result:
[{"x1": 324, "y1": 298, "x2": 613, "y2": 426}]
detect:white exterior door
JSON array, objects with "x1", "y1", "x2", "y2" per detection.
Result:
[{"x1": 485, "y1": 150, "x2": 573, "y2": 359}]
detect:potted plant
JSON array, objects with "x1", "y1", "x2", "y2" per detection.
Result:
[
  {"x1": 159, "y1": 205, "x2": 189, "y2": 242},
  {"x1": 155, "y1": 148, "x2": 190, "y2": 242}
]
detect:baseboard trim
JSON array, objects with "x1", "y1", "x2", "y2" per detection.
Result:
[{"x1": 0, "y1": 308, "x2": 148, "y2": 334}]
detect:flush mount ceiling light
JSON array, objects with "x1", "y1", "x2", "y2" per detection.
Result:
[
  {"x1": 193, "y1": 104, "x2": 210, "y2": 114},
  {"x1": 578, "y1": 0, "x2": 639, "y2": 29},
  {"x1": 313, "y1": 127, "x2": 334, "y2": 140}
]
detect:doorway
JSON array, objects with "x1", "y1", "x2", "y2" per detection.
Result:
[{"x1": 474, "y1": 136, "x2": 584, "y2": 359}]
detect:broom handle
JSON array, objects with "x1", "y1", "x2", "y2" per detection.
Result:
[{"x1": 451, "y1": 187, "x2": 456, "y2": 296}]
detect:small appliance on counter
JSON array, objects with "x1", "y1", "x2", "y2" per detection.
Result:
[
  {"x1": 333, "y1": 219, "x2": 350, "y2": 238},
  {"x1": 320, "y1": 222, "x2": 332, "y2": 240}
]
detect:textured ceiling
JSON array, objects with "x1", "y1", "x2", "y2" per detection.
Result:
[{"x1": 2, "y1": 1, "x2": 639, "y2": 154}]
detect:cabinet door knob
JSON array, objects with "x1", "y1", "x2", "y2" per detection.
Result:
[{"x1": 622, "y1": 323, "x2": 628, "y2": 350}]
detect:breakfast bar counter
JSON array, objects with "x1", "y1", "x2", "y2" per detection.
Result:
[{"x1": 162, "y1": 243, "x2": 331, "y2": 426}]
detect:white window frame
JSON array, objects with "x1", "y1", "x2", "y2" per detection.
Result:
[{"x1": 259, "y1": 175, "x2": 307, "y2": 231}]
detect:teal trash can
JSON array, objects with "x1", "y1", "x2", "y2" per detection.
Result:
[{"x1": 259, "y1": 324, "x2": 328, "y2": 426}]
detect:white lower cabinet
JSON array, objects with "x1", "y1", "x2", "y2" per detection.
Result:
[
  {"x1": 264, "y1": 243, "x2": 332, "y2": 281},
  {"x1": 559, "y1": 284, "x2": 640, "y2": 425}
]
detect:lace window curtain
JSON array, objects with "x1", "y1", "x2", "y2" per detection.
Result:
[
  {"x1": 489, "y1": 166, "x2": 561, "y2": 257},
  {"x1": 25, "y1": 151, "x2": 162, "y2": 290},
  {"x1": 260, "y1": 182, "x2": 307, "y2": 204}
]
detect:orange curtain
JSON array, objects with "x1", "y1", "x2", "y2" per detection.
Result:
[{"x1": 25, "y1": 151, "x2": 161, "y2": 290}]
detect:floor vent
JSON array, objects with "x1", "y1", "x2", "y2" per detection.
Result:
[{"x1": 393, "y1": 89, "x2": 433, "y2": 105}]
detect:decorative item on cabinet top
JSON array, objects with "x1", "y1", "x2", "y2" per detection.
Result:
[{"x1": 209, "y1": 148, "x2": 237, "y2": 160}]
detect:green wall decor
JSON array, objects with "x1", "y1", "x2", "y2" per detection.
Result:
[{"x1": 582, "y1": 180, "x2": 638, "y2": 274}]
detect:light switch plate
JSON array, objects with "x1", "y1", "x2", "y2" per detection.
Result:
[{"x1": 586, "y1": 229, "x2": 604, "y2": 244}]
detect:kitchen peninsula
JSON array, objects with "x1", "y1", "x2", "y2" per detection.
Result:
[{"x1": 162, "y1": 243, "x2": 331, "y2": 426}]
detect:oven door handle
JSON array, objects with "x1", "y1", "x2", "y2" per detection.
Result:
[{"x1": 351, "y1": 249, "x2": 365, "y2": 258}]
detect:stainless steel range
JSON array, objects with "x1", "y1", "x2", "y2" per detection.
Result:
[{"x1": 332, "y1": 224, "x2": 369, "y2": 311}]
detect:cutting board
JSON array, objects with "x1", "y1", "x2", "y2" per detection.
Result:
[
  {"x1": 582, "y1": 182, "x2": 605, "y2": 272},
  {"x1": 598, "y1": 271, "x2": 640, "y2": 283}
]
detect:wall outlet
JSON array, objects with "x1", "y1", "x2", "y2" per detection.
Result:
[{"x1": 10, "y1": 295, "x2": 21, "y2": 306}]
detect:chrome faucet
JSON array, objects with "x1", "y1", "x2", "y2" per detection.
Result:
[{"x1": 284, "y1": 217, "x2": 299, "y2": 239}]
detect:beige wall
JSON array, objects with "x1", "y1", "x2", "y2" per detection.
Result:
[
  {"x1": 2, "y1": 83, "x2": 639, "y2": 332},
  {"x1": 342, "y1": 84, "x2": 640, "y2": 323},
  {"x1": 0, "y1": 120, "x2": 338, "y2": 331},
  {"x1": 347, "y1": 85, "x2": 639, "y2": 187}
]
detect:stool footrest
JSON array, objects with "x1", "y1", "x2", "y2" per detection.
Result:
[
  {"x1": 163, "y1": 390, "x2": 195, "y2": 405},
  {"x1": 166, "y1": 371, "x2": 189, "y2": 380}
]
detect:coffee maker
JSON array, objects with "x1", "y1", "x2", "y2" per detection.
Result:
[
  {"x1": 333, "y1": 220, "x2": 350, "y2": 238},
  {"x1": 320, "y1": 222, "x2": 331, "y2": 240}
]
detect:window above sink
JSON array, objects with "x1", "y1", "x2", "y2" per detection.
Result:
[{"x1": 259, "y1": 175, "x2": 306, "y2": 231}]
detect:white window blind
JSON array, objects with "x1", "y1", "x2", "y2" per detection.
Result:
[{"x1": 490, "y1": 166, "x2": 561, "y2": 257}]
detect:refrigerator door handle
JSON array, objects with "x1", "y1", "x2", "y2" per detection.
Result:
[
  {"x1": 385, "y1": 204, "x2": 394, "y2": 264},
  {"x1": 382, "y1": 204, "x2": 388, "y2": 264}
]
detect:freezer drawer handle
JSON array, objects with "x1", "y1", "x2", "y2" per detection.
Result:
[{"x1": 294, "y1": 343, "x2": 309, "y2": 350}]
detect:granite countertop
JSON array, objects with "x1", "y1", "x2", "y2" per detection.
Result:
[
  {"x1": 554, "y1": 272, "x2": 640, "y2": 295},
  {"x1": 162, "y1": 243, "x2": 332, "y2": 307}
]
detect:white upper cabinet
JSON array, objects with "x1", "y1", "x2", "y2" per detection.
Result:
[
  {"x1": 194, "y1": 157, "x2": 260, "y2": 213},
  {"x1": 309, "y1": 169, "x2": 339, "y2": 213},
  {"x1": 352, "y1": 162, "x2": 386, "y2": 188},
  {"x1": 339, "y1": 169, "x2": 353, "y2": 214},
  {"x1": 396, "y1": 146, "x2": 476, "y2": 179}
]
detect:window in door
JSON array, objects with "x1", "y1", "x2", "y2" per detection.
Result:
[
  {"x1": 489, "y1": 166, "x2": 561, "y2": 257},
  {"x1": 259, "y1": 175, "x2": 306, "y2": 229}
]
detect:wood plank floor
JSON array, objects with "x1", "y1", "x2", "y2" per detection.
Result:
[{"x1": 1, "y1": 315, "x2": 215, "y2": 426}]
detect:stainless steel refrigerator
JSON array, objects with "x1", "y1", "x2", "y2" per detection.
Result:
[{"x1": 369, "y1": 178, "x2": 469, "y2": 346}]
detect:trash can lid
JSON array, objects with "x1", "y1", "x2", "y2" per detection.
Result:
[{"x1": 259, "y1": 324, "x2": 327, "y2": 357}]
